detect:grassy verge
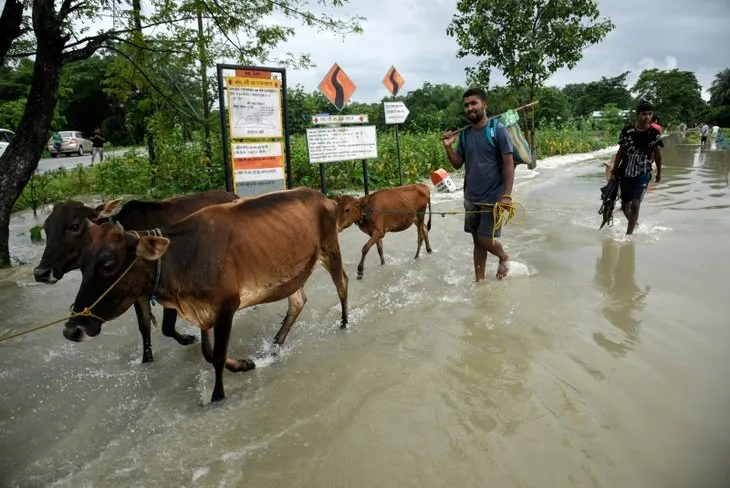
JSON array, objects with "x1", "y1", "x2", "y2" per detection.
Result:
[{"x1": 12, "y1": 129, "x2": 617, "y2": 215}]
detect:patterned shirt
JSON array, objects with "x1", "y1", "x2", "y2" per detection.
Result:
[{"x1": 618, "y1": 125, "x2": 663, "y2": 178}]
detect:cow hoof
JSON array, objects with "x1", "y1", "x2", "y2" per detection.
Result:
[
  {"x1": 141, "y1": 352, "x2": 154, "y2": 363},
  {"x1": 210, "y1": 394, "x2": 226, "y2": 403},
  {"x1": 240, "y1": 358, "x2": 256, "y2": 371},
  {"x1": 339, "y1": 320, "x2": 348, "y2": 329},
  {"x1": 176, "y1": 334, "x2": 197, "y2": 346}
]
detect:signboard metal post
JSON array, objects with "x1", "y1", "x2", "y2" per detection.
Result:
[
  {"x1": 382, "y1": 66, "x2": 408, "y2": 186},
  {"x1": 310, "y1": 63, "x2": 375, "y2": 195},
  {"x1": 384, "y1": 101, "x2": 410, "y2": 187},
  {"x1": 216, "y1": 64, "x2": 293, "y2": 196}
]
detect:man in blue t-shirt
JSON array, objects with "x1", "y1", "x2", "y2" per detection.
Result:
[
  {"x1": 442, "y1": 88, "x2": 515, "y2": 282},
  {"x1": 609, "y1": 99, "x2": 664, "y2": 235}
]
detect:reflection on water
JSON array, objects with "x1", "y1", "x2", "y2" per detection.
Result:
[{"x1": 593, "y1": 239, "x2": 650, "y2": 356}]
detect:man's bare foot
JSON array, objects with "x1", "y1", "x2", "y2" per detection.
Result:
[{"x1": 496, "y1": 256, "x2": 510, "y2": 280}]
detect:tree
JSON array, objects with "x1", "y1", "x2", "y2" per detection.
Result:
[
  {"x1": 562, "y1": 71, "x2": 633, "y2": 119},
  {"x1": 632, "y1": 68, "x2": 706, "y2": 126},
  {"x1": 708, "y1": 68, "x2": 730, "y2": 127},
  {"x1": 446, "y1": 0, "x2": 614, "y2": 148},
  {"x1": 401, "y1": 82, "x2": 465, "y2": 132},
  {"x1": 0, "y1": 0, "x2": 363, "y2": 268},
  {"x1": 534, "y1": 86, "x2": 570, "y2": 126}
]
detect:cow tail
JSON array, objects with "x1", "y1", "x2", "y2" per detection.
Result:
[{"x1": 427, "y1": 195, "x2": 432, "y2": 231}]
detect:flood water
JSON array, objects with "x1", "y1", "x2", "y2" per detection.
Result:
[{"x1": 1, "y1": 134, "x2": 729, "y2": 488}]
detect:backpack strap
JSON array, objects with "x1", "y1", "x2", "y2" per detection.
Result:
[
  {"x1": 485, "y1": 117, "x2": 500, "y2": 150},
  {"x1": 460, "y1": 118, "x2": 500, "y2": 157}
]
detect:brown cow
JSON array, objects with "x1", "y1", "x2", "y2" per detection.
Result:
[
  {"x1": 33, "y1": 189, "x2": 239, "y2": 363},
  {"x1": 334, "y1": 183, "x2": 432, "y2": 279},
  {"x1": 63, "y1": 186, "x2": 349, "y2": 403}
]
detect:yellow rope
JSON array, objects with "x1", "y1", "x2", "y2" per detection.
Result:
[
  {"x1": 0, "y1": 257, "x2": 139, "y2": 343},
  {"x1": 482, "y1": 196, "x2": 526, "y2": 244},
  {"x1": 368, "y1": 196, "x2": 527, "y2": 243}
]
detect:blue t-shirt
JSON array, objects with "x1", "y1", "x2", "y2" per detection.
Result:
[{"x1": 456, "y1": 121, "x2": 514, "y2": 204}]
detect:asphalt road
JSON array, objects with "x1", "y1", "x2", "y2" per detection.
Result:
[{"x1": 37, "y1": 147, "x2": 145, "y2": 173}]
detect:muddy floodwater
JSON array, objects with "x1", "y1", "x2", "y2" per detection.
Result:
[{"x1": 1, "y1": 135, "x2": 729, "y2": 488}]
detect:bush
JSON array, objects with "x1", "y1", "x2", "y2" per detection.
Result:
[{"x1": 12, "y1": 125, "x2": 618, "y2": 214}]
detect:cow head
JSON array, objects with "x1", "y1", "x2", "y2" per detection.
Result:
[
  {"x1": 333, "y1": 195, "x2": 366, "y2": 231},
  {"x1": 33, "y1": 199, "x2": 123, "y2": 284},
  {"x1": 63, "y1": 221, "x2": 169, "y2": 342}
]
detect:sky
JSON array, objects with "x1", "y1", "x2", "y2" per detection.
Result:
[
  {"x1": 1, "y1": 0, "x2": 728, "y2": 103},
  {"x1": 258, "y1": 0, "x2": 730, "y2": 103}
]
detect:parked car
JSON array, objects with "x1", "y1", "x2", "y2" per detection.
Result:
[
  {"x1": 0, "y1": 128, "x2": 14, "y2": 157},
  {"x1": 46, "y1": 130, "x2": 93, "y2": 157}
]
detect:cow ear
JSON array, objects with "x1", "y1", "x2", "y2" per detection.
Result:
[
  {"x1": 95, "y1": 198, "x2": 122, "y2": 218},
  {"x1": 136, "y1": 236, "x2": 170, "y2": 261}
]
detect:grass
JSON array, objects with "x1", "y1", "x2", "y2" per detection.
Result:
[{"x1": 12, "y1": 128, "x2": 619, "y2": 215}]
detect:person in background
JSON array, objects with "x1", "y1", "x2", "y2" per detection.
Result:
[
  {"x1": 442, "y1": 87, "x2": 515, "y2": 281},
  {"x1": 52, "y1": 131, "x2": 62, "y2": 154},
  {"x1": 701, "y1": 124, "x2": 709, "y2": 145},
  {"x1": 90, "y1": 127, "x2": 105, "y2": 165},
  {"x1": 609, "y1": 99, "x2": 664, "y2": 235}
]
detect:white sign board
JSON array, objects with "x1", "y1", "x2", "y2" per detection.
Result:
[
  {"x1": 230, "y1": 141, "x2": 285, "y2": 196},
  {"x1": 226, "y1": 77, "x2": 283, "y2": 139},
  {"x1": 306, "y1": 126, "x2": 378, "y2": 164},
  {"x1": 312, "y1": 114, "x2": 369, "y2": 125},
  {"x1": 384, "y1": 101, "x2": 409, "y2": 124}
]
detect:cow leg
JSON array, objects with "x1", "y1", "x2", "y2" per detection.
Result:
[
  {"x1": 415, "y1": 221, "x2": 424, "y2": 259},
  {"x1": 423, "y1": 220, "x2": 433, "y2": 254},
  {"x1": 376, "y1": 238, "x2": 385, "y2": 265},
  {"x1": 358, "y1": 233, "x2": 382, "y2": 279},
  {"x1": 273, "y1": 288, "x2": 307, "y2": 346},
  {"x1": 320, "y1": 249, "x2": 350, "y2": 329},
  {"x1": 132, "y1": 299, "x2": 154, "y2": 363},
  {"x1": 161, "y1": 307, "x2": 197, "y2": 346},
  {"x1": 201, "y1": 328, "x2": 214, "y2": 363},
  {"x1": 201, "y1": 326, "x2": 252, "y2": 373},
  {"x1": 211, "y1": 300, "x2": 255, "y2": 403}
]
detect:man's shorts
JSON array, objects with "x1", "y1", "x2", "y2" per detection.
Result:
[
  {"x1": 464, "y1": 200, "x2": 502, "y2": 238},
  {"x1": 620, "y1": 172, "x2": 652, "y2": 204}
]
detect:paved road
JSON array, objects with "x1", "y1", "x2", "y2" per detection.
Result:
[{"x1": 37, "y1": 147, "x2": 145, "y2": 173}]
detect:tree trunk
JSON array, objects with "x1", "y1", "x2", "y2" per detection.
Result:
[
  {"x1": 0, "y1": 1, "x2": 65, "y2": 267},
  {"x1": 197, "y1": 7, "x2": 212, "y2": 162},
  {"x1": 528, "y1": 85, "x2": 537, "y2": 158},
  {"x1": 0, "y1": 0, "x2": 24, "y2": 65}
]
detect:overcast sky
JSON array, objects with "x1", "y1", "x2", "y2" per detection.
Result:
[
  {"x1": 1, "y1": 0, "x2": 727, "y2": 103},
  {"x1": 263, "y1": 0, "x2": 730, "y2": 103}
]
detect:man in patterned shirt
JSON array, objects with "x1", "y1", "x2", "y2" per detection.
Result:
[{"x1": 609, "y1": 99, "x2": 664, "y2": 235}]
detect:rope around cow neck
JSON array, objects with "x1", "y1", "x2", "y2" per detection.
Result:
[
  {"x1": 365, "y1": 196, "x2": 526, "y2": 244},
  {"x1": 0, "y1": 257, "x2": 140, "y2": 343},
  {"x1": 1, "y1": 200, "x2": 523, "y2": 342}
]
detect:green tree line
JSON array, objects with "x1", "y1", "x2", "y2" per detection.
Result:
[{"x1": 3, "y1": 58, "x2": 727, "y2": 144}]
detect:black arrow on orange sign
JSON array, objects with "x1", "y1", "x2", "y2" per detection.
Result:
[
  {"x1": 382, "y1": 65, "x2": 405, "y2": 97},
  {"x1": 330, "y1": 65, "x2": 345, "y2": 110},
  {"x1": 388, "y1": 68, "x2": 401, "y2": 96}
]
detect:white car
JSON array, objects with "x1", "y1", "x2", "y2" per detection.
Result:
[
  {"x1": 0, "y1": 128, "x2": 15, "y2": 157},
  {"x1": 46, "y1": 130, "x2": 93, "y2": 157}
]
